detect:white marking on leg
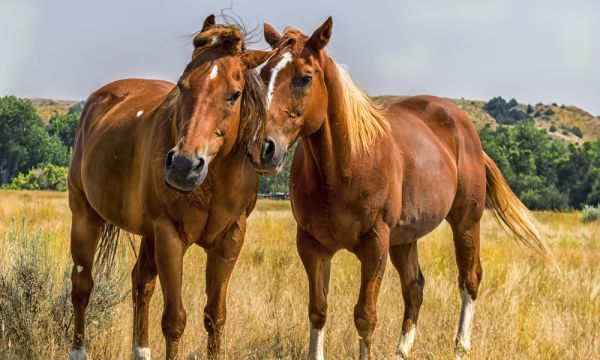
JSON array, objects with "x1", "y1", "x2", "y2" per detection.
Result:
[
  {"x1": 69, "y1": 347, "x2": 87, "y2": 360},
  {"x1": 266, "y1": 52, "x2": 292, "y2": 109},
  {"x1": 455, "y1": 287, "x2": 475, "y2": 358},
  {"x1": 308, "y1": 324, "x2": 324, "y2": 360},
  {"x1": 76, "y1": 265, "x2": 83, "y2": 273},
  {"x1": 133, "y1": 346, "x2": 152, "y2": 360},
  {"x1": 209, "y1": 64, "x2": 218, "y2": 79},
  {"x1": 136, "y1": 110, "x2": 144, "y2": 118},
  {"x1": 396, "y1": 324, "x2": 416, "y2": 359},
  {"x1": 359, "y1": 338, "x2": 369, "y2": 360}
]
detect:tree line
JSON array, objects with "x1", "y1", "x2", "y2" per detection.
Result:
[{"x1": 1, "y1": 95, "x2": 599, "y2": 210}]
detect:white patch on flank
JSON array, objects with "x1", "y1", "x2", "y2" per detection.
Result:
[
  {"x1": 209, "y1": 64, "x2": 218, "y2": 79},
  {"x1": 397, "y1": 324, "x2": 417, "y2": 359},
  {"x1": 76, "y1": 265, "x2": 83, "y2": 273},
  {"x1": 455, "y1": 287, "x2": 475, "y2": 358},
  {"x1": 211, "y1": 35, "x2": 218, "y2": 44},
  {"x1": 136, "y1": 110, "x2": 144, "y2": 118},
  {"x1": 69, "y1": 347, "x2": 87, "y2": 360},
  {"x1": 266, "y1": 52, "x2": 292, "y2": 109},
  {"x1": 308, "y1": 325, "x2": 325, "y2": 360},
  {"x1": 133, "y1": 346, "x2": 152, "y2": 360}
]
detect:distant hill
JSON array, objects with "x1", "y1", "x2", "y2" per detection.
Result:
[
  {"x1": 29, "y1": 96, "x2": 600, "y2": 142},
  {"x1": 374, "y1": 96, "x2": 600, "y2": 143},
  {"x1": 29, "y1": 98, "x2": 80, "y2": 123}
]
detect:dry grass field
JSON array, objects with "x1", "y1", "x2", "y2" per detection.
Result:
[{"x1": 0, "y1": 190, "x2": 598, "y2": 359}]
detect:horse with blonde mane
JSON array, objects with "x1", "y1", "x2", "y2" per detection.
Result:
[
  {"x1": 68, "y1": 15, "x2": 271, "y2": 360},
  {"x1": 258, "y1": 17, "x2": 550, "y2": 359}
]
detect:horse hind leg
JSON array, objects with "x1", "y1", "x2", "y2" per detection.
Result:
[
  {"x1": 447, "y1": 212, "x2": 483, "y2": 360},
  {"x1": 132, "y1": 237, "x2": 157, "y2": 360},
  {"x1": 390, "y1": 241, "x2": 424, "y2": 359},
  {"x1": 69, "y1": 195, "x2": 105, "y2": 360}
]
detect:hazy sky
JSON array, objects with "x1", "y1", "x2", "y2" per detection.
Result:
[{"x1": 1, "y1": 0, "x2": 599, "y2": 114}]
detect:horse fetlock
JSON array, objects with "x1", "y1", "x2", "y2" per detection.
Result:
[
  {"x1": 68, "y1": 347, "x2": 87, "y2": 360},
  {"x1": 133, "y1": 346, "x2": 152, "y2": 360}
]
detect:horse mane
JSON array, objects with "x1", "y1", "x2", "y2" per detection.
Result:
[
  {"x1": 334, "y1": 63, "x2": 389, "y2": 157},
  {"x1": 278, "y1": 27, "x2": 389, "y2": 157}
]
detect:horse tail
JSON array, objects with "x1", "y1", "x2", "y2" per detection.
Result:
[
  {"x1": 483, "y1": 152, "x2": 552, "y2": 258},
  {"x1": 94, "y1": 223, "x2": 121, "y2": 275}
]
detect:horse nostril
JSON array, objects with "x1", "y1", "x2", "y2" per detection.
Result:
[
  {"x1": 263, "y1": 139, "x2": 276, "y2": 161},
  {"x1": 193, "y1": 156, "x2": 205, "y2": 171},
  {"x1": 165, "y1": 149, "x2": 175, "y2": 169}
]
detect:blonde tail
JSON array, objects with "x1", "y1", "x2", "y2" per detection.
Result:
[{"x1": 484, "y1": 152, "x2": 552, "y2": 258}]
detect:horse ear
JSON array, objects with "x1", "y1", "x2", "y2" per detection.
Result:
[
  {"x1": 242, "y1": 50, "x2": 273, "y2": 69},
  {"x1": 264, "y1": 23, "x2": 282, "y2": 49},
  {"x1": 202, "y1": 14, "x2": 216, "y2": 32},
  {"x1": 308, "y1": 16, "x2": 333, "y2": 51}
]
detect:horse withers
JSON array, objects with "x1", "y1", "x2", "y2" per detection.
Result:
[
  {"x1": 68, "y1": 16, "x2": 271, "y2": 360},
  {"x1": 258, "y1": 17, "x2": 551, "y2": 360}
]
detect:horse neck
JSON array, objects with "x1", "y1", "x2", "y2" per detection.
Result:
[{"x1": 303, "y1": 57, "x2": 353, "y2": 183}]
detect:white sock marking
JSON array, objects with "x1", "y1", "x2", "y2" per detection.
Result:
[
  {"x1": 359, "y1": 338, "x2": 369, "y2": 360},
  {"x1": 69, "y1": 347, "x2": 87, "y2": 360},
  {"x1": 209, "y1": 65, "x2": 218, "y2": 79},
  {"x1": 76, "y1": 265, "x2": 83, "y2": 273},
  {"x1": 266, "y1": 52, "x2": 292, "y2": 109},
  {"x1": 308, "y1": 324, "x2": 324, "y2": 360},
  {"x1": 455, "y1": 287, "x2": 475, "y2": 356},
  {"x1": 136, "y1": 110, "x2": 144, "y2": 118},
  {"x1": 397, "y1": 324, "x2": 417, "y2": 358},
  {"x1": 133, "y1": 346, "x2": 152, "y2": 360}
]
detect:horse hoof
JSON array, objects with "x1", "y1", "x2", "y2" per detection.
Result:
[
  {"x1": 68, "y1": 348, "x2": 87, "y2": 360},
  {"x1": 454, "y1": 339, "x2": 471, "y2": 360}
]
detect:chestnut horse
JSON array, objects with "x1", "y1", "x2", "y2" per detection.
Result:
[
  {"x1": 258, "y1": 18, "x2": 550, "y2": 359},
  {"x1": 68, "y1": 16, "x2": 271, "y2": 360}
]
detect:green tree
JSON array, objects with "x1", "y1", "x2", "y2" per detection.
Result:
[
  {"x1": 0, "y1": 96, "x2": 69, "y2": 184},
  {"x1": 48, "y1": 113, "x2": 79, "y2": 149}
]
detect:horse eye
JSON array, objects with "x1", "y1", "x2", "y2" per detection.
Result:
[
  {"x1": 294, "y1": 75, "x2": 312, "y2": 88},
  {"x1": 228, "y1": 91, "x2": 241, "y2": 105}
]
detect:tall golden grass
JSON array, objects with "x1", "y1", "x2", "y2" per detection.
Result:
[{"x1": 0, "y1": 190, "x2": 598, "y2": 359}]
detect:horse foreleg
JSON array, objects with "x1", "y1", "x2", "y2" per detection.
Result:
[
  {"x1": 154, "y1": 221, "x2": 188, "y2": 360},
  {"x1": 132, "y1": 237, "x2": 157, "y2": 360},
  {"x1": 297, "y1": 227, "x2": 333, "y2": 360},
  {"x1": 203, "y1": 216, "x2": 246, "y2": 359},
  {"x1": 69, "y1": 204, "x2": 104, "y2": 360},
  {"x1": 390, "y1": 241, "x2": 424, "y2": 359},
  {"x1": 354, "y1": 222, "x2": 389, "y2": 360}
]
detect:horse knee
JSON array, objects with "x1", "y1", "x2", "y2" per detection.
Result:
[
  {"x1": 203, "y1": 305, "x2": 226, "y2": 335},
  {"x1": 71, "y1": 268, "x2": 93, "y2": 307},
  {"x1": 161, "y1": 307, "x2": 186, "y2": 340},
  {"x1": 354, "y1": 306, "x2": 377, "y2": 338},
  {"x1": 308, "y1": 302, "x2": 328, "y2": 329}
]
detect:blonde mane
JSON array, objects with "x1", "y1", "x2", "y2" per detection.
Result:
[{"x1": 335, "y1": 63, "x2": 390, "y2": 156}]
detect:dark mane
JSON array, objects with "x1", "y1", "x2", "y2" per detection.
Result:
[{"x1": 239, "y1": 69, "x2": 267, "y2": 163}]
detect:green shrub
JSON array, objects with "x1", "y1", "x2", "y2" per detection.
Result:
[
  {"x1": 582, "y1": 205, "x2": 600, "y2": 223},
  {"x1": 0, "y1": 221, "x2": 129, "y2": 359},
  {"x1": 571, "y1": 126, "x2": 583, "y2": 138},
  {"x1": 2, "y1": 165, "x2": 68, "y2": 191}
]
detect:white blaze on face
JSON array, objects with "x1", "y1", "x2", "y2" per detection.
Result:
[
  {"x1": 397, "y1": 324, "x2": 417, "y2": 358},
  {"x1": 308, "y1": 325, "x2": 325, "y2": 360},
  {"x1": 209, "y1": 64, "x2": 218, "y2": 79},
  {"x1": 211, "y1": 35, "x2": 218, "y2": 45},
  {"x1": 455, "y1": 287, "x2": 476, "y2": 357},
  {"x1": 266, "y1": 52, "x2": 292, "y2": 109},
  {"x1": 136, "y1": 110, "x2": 144, "y2": 118}
]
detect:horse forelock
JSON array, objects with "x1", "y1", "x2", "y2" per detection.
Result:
[
  {"x1": 193, "y1": 25, "x2": 244, "y2": 57},
  {"x1": 239, "y1": 69, "x2": 267, "y2": 164}
]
